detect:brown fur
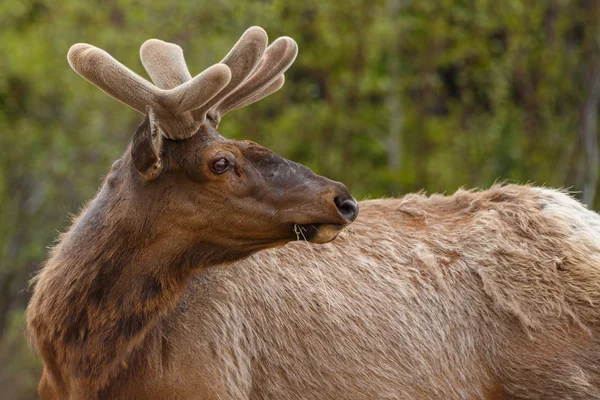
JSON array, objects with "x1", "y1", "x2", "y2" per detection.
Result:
[
  {"x1": 174, "y1": 186, "x2": 600, "y2": 399},
  {"x1": 26, "y1": 116, "x2": 356, "y2": 399},
  {"x1": 28, "y1": 172, "x2": 600, "y2": 398}
]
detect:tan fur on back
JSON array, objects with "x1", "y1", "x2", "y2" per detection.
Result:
[
  {"x1": 30, "y1": 185, "x2": 600, "y2": 398},
  {"x1": 126, "y1": 185, "x2": 600, "y2": 399}
]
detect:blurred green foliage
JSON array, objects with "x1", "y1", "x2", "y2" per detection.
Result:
[{"x1": 1, "y1": 0, "x2": 598, "y2": 398}]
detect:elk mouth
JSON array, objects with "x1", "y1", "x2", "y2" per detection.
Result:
[{"x1": 293, "y1": 223, "x2": 344, "y2": 244}]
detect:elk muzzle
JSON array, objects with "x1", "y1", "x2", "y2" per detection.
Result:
[{"x1": 293, "y1": 182, "x2": 359, "y2": 244}]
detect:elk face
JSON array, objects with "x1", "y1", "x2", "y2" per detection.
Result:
[
  {"x1": 69, "y1": 27, "x2": 357, "y2": 255},
  {"x1": 128, "y1": 117, "x2": 358, "y2": 253}
]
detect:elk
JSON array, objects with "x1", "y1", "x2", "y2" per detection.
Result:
[{"x1": 27, "y1": 26, "x2": 600, "y2": 400}]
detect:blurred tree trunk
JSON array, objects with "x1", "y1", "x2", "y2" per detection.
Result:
[
  {"x1": 387, "y1": 0, "x2": 402, "y2": 193},
  {"x1": 581, "y1": 0, "x2": 600, "y2": 208},
  {"x1": 0, "y1": 270, "x2": 16, "y2": 341},
  {"x1": 343, "y1": 32, "x2": 364, "y2": 188},
  {"x1": 582, "y1": 66, "x2": 600, "y2": 208},
  {"x1": 0, "y1": 175, "x2": 31, "y2": 343}
]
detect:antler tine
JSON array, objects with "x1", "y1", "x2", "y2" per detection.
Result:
[
  {"x1": 68, "y1": 43, "x2": 163, "y2": 115},
  {"x1": 162, "y1": 64, "x2": 231, "y2": 114},
  {"x1": 209, "y1": 37, "x2": 298, "y2": 124},
  {"x1": 140, "y1": 39, "x2": 192, "y2": 90},
  {"x1": 219, "y1": 74, "x2": 285, "y2": 115},
  {"x1": 191, "y1": 26, "x2": 268, "y2": 123},
  {"x1": 68, "y1": 43, "x2": 232, "y2": 139}
]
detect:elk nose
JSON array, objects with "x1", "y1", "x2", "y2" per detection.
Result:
[{"x1": 334, "y1": 195, "x2": 359, "y2": 223}]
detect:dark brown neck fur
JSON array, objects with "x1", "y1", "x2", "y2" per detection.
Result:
[{"x1": 26, "y1": 158, "x2": 250, "y2": 396}]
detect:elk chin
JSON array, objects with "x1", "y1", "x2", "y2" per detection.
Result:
[{"x1": 295, "y1": 224, "x2": 344, "y2": 244}]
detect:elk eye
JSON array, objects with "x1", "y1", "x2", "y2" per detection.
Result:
[{"x1": 211, "y1": 158, "x2": 229, "y2": 174}]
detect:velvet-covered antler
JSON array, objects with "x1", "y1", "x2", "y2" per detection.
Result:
[
  {"x1": 68, "y1": 26, "x2": 297, "y2": 139},
  {"x1": 140, "y1": 26, "x2": 298, "y2": 127},
  {"x1": 67, "y1": 44, "x2": 231, "y2": 139}
]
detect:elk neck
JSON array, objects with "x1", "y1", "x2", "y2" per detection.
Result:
[{"x1": 26, "y1": 156, "x2": 245, "y2": 391}]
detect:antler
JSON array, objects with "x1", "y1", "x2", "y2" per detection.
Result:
[
  {"x1": 68, "y1": 26, "x2": 297, "y2": 140},
  {"x1": 209, "y1": 37, "x2": 296, "y2": 122},
  {"x1": 67, "y1": 44, "x2": 231, "y2": 139},
  {"x1": 140, "y1": 26, "x2": 298, "y2": 127}
]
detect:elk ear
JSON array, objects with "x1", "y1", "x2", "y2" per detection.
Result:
[{"x1": 131, "y1": 107, "x2": 163, "y2": 180}]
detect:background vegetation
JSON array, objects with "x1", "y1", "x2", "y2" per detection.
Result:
[{"x1": 1, "y1": 0, "x2": 599, "y2": 397}]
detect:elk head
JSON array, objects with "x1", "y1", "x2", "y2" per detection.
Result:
[{"x1": 67, "y1": 27, "x2": 358, "y2": 262}]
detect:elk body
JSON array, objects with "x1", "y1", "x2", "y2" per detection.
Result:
[{"x1": 26, "y1": 27, "x2": 600, "y2": 399}]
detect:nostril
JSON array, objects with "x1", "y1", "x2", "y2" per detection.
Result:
[{"x1": 334, "y1": 196, "x2": 359, "y2": 223}]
